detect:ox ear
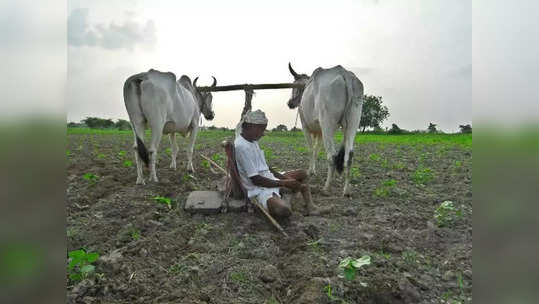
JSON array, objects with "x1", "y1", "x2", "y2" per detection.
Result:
[
  {"x1": 211, "y1": 76, "x2": 217, "y2": 87},
  {"x1": 193, "y1": 77, "x2": 199, "y2": 88},
  {"x1": 288, "y1": 62, "x2": 300, "y2": 80}
]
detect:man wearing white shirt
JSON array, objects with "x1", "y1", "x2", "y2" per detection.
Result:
[{"x1": 234, "y1": 110, "x2": 321, "y2": 218}]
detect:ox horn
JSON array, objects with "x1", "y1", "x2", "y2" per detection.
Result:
[
  {"x1": 193, "y1": 77, "x2": 199, "y2": 88},
  {"x1": 211, "y1": 76, "x2": 217, "y2": 87},
  {"x1": 288, "y1": 62, "x2": 299, "y2": 79}
]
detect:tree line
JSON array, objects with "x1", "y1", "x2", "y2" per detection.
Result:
[{"x1": 68, "y1": 95, "x2": 471, "y2": 134}]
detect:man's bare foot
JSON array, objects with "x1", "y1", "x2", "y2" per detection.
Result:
[{"x1": 304, "y1": 205, "x2": 330, "y2": 216}]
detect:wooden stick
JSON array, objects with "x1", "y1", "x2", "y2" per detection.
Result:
[
  {"x1": 251, "y1": 198, "x2": 289, "y2": 238},
  {"x1": 197, "y1": 82, "x2": 304, "y2": 92},
  {"x1": 200, "y1": 154, "x2": 227, "y2": 175}
]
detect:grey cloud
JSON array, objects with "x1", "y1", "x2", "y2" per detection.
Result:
[{"x1": 68, "y1": 8, "x2": 156, "y2": 51}]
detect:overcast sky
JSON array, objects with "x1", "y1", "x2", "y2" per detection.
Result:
[{"x1": 66, "y1": 0, "x2": 471, "y2": 132}]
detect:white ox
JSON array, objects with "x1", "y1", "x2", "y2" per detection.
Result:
[
  {"x1": 287, "y1": 63, "x2": 364, "y2": 196},
  {"x1": 123, "y1": 69, "x2": 216, "y2": 184}
]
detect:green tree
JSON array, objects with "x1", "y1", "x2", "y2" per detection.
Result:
[
  {"x1": 459, "y1": 124, "x2": 472, "y2": 134},
  {"x1": 388, "y1": 123, "x2": 405, "y2": 134},
  {"x1": 359, "y1": 95, "x2": 390, "y2": 132},
  {"x1": 82, "y1": 117, "x2": 115, "y2": 129},
  {"x1": 272, "y1": 124, "x2": 288, "y2": 132},
  {"x1": 115, "y1": 119, "x2": 131, "y2": 130},
  {"x1": 428, "y1": 122, "x2": 437, "y2": 133}
]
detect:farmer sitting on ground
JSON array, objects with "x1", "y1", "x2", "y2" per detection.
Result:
[{"x1": 234, "y1": 109, "x2": 322, "y2": 218}]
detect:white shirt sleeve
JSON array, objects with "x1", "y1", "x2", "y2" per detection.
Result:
[{"x1": 235, "y1": 143, "x2": 260, "y2": 178}]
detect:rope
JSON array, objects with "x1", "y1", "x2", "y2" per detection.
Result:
[{"x1": 294, "y1": 108, "x2": 299, "y2": 129}]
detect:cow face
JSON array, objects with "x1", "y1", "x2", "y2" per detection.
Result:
[
  {"x1": 199, "y1": 92, "x2": 215, "y2": 120},
  {"x1": 193, "y1": 76, "x2": 217, "y2": 120},
  {"x1": 287, "y1": 63, "x2": 309, "y2": 109}
]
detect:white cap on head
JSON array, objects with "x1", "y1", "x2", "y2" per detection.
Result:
[
  {"x1": 235, "y1": 109, "x2": 268, "y2": 137},
  {"x1": 243, "y1": 109, "x2": 268, "y2": 125}
]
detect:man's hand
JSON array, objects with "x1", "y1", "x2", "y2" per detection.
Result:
[{"x1": 280, "y1": 179, "x2": 302, "y2": 191}]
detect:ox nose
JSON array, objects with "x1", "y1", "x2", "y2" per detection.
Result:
[
  {"x1": 287, "y1": 99, "x2": 295, "y2": 109},
  {"x1": 206, "y1": 112, "x2": 215, "y2": 120}
]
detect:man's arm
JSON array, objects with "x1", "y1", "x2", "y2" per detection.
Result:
[
  {"x1": 250, "y1": 175, "x2": 302, "y2": 191},
  {"x1": 269, "y1": 167, "x2": 286, "y2": 180}
]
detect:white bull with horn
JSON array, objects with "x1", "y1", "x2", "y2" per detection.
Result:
[
  {"x1": 287, "y1": 63, "x2": 364, "y2": 196},
  {"x1": 123, "y1": 68, "x2": 217, "y2": 184}
]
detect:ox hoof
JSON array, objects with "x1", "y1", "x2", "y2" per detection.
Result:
[
  {"x1": 150, "y1": 176, "x2": 159, "y2": 183},
  {"x1": 343, "y1": 191, "x2": 352, "y2": 198},
  {"x1": 136, "y1": 178, "x2": 145, "y2": 185},
  {"x1": 170, "y1": 163, "x2": 177, "y2": 170},
  {"x1": 308, "y1": 169, "x2": 316, "y2": 176}
]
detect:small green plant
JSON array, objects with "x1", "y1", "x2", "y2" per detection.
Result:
[
  {"x1": 295, "y1": 146, "x2": 307, "y2": 153},
  {"x1": 374, "y1": 179, "x2": 397, "y2": 197},
  {"x1": 211, "y1": 153, "x2": 225, "y2": 166},
  {"x1": 402, "y1": 249, "x2": 418, "y2": 265},
  {"x1": 152, "y1": 196, "x2": 172, "y2": 209},
  {"x1": 392, "y1": 161, "x2": 405, "y2": 170},
  {"x1": 324, "y1": 283, "x2": 336, "y2": 300},
  {"x1": 131, "y1": 229, "x2": 141, "y2": 241},
  {"x1": 123, "y1": 160, "x2": 133, "y2": 167},
  {"x1": 412, "y1": 167, "x2": 434, "y2": 184},
  {"x1": 265, "y1": 296, "x2": 279, "y2": 304},
  {"x1": 182, "y1": 173, "x2": 195, "y2": 182},
  {"x1": 350, "y1": 167, "x2": 361, "y2": 184},
  {"x1": 67, "y1": 249, "x2": 99, "y2": 281},
  {"x1": 201, "y1": 159, "x2": 210, "y2": 169},
  {"x1": 434, "y1": 201, "x2": 462, "y2": 227},
  {"x1": 338, "y1": 255, "x2": 371, "y2": 281},
  {"x1": 264, "y1": 149, "x2": 274, "y2": 161},
  {"x1": 369, "y1": 153, "x2": 381, "y2": 162},
  {"x1": 306, "y1": 239, "x2": 323, "y2": 255},
  {"x1": 383, "y1": 179, "x2": 396, "y2": 187},
  {"x1": 96, "y1": 153, "x2": 106, "y2": 159},
  {"x1": 165, "y1": 148, "x2": 172, "y2": 155},
  {"x1": 230, "y1": 271, "x2": 248, "y2": 283},
  {"x1": 66, "y1": 150, "x2": 71, "y2": 156},
  {"x1": 378, "y1": 250, "x2": 391, "y2": 260},
  {"x1": 169, "y1": 262, "x2": 187, "y2": 274},
  {"x1": 82, "y1": 173, "x2": 98, "y2": 184},
  {"x1": 118, "y1": 150, "x2": 127, "y2": 157}
]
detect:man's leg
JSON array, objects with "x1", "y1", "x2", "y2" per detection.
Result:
[
  {"x1": 267, "y1": 194, "x2": 292, "y2": 218},
  {"x1": 282, "y1": 169, "x2": 322, "y2": 215}
]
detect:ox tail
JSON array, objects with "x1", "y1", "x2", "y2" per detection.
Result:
[
  {"x1": 333, "y1": 145, "x2": 345, "y2": 174},
  {"x1": 127, "y1": 77, "x2": 150, "y2": 167}
]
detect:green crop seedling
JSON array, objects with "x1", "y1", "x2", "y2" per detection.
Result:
[
  {"x1": 413, "y1": 167, "x2": 434, "y2": 184},
  {"x1": 338, "y1": 255, "x2": 371, "y2": 281},
  {"x1": 67, "y1": 249, "x2": 99, "y2": 281},
  {"x1": 82, "y1": 173, "x2": 98, "y2": 184},
  {"x1": 152, "y1": 196, "x2": 172, "y2": 209},
  {"x1": 123, "y1": 160, "x2": 133, "y2": 168},
  {"x1": 434, "y1": 201, "x2": 462, "y2": 227}
]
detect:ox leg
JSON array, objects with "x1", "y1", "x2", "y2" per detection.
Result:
[
  {"x1": 148, "y1": 125, "x2": 164, "y2": 183},
  {"x1": 185, "y1": 124, "x2": 199, "y2": 173},
  {"x1": 320, "y1": 125, "x2": 338, "y2": 195},
  {"x1": 169, "y1": 133, "x2": 178, "y2": 170},
  {"x1": 312, "y1": 134, "x2": 321, "y2": 175},
  {"x1": 131, "y1": 121, "x2": 146, "y2": 185},
  {"x1": 342, "y1": 110, "x2": 361, "y2": 197},
  {"x1": 302, "y1": 131, "x2": 315, "y2": 175}
]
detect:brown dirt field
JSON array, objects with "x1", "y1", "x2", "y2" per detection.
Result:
[{"x1": 67, "y1": 131, "x2": 472, "y2": 304}]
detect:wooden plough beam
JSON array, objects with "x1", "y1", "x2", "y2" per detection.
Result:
[
  {"x1": 197, "y1": 83, "x2": 304, "y2": 92},
  {"x1": 197, "y1": 82, "x2": 304, "y2": 121}
]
